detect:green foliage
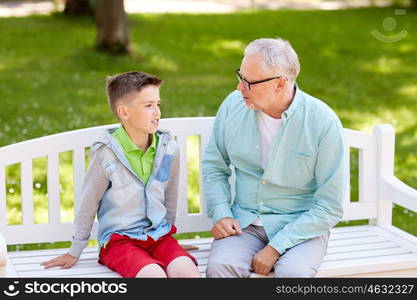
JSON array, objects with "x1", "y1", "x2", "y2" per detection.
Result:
[{"x1": 1, "y1": 7, "x2": 416, "y2": 250}]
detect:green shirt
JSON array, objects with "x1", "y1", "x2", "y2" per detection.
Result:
[{"x1": 112, "y1": 126, "x2": 158, "y2": 184}]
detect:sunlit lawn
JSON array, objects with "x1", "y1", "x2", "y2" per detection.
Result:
[{"x1": 1, "y1": 7, "x2": 417, "y2": 251}]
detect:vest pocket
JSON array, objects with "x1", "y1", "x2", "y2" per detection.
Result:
[
  {"x1": 154, "y1": 154, "x2": 173, "y2": 182},
  {"x1": 106, "y1": 162, "x2": 131, "y2": 188}
]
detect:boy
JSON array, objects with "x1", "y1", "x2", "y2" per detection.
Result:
[{"x1": 41, "y1": 71, "x2": 200, "y2": 278}]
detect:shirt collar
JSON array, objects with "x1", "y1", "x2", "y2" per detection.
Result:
[
  {"x1": 115, "y1": 125, "x2": 157, "y2": 154},
  {"x1": 282, "y1": 83, "x2": 302, "y2": 120}
]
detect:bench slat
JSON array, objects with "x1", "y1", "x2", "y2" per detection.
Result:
[
  {"x1": 326, "y1": 241, "x2": 399, "y2": 254},
  {"x1": 47, "y1": 153, "x2": 61, "y2": 224},
  {"x1": 176, "y1": 135, "x2": 188, "y2": 216},
  {"x1": 21, "y1": 160, "x2": 34, "y2": 225},
  {"x1": 60, "y1": 272, "x2": 121, "y2": 278},
  {"x1": 199, "y1": 134, "x2": 210, "y2": 216},
  {"x1": 8, "y1": 245, "x2": 99, "y2": 258},
  {"x1": 341, "y1": 202, "x2": 377, "y2": 221},
  {"x1": 358, "y1": 143, "x2": 378, "y2": 204},
  {"x1": 0, "y1": 167, "x2": 6, "y2": 227},
  {"x1": 11, "y1": 252, "x2": 99, "y2": 265},
  {"x1": 343, "y1": 148, "x2": 351, "y2": 205},
  {"x1": 323, "y1": 247, "x2": 412, "y2": 262},
  {"x1": 318, "y1": 253, "x2": 417, "y2": 277},
  {"x1": 72, "y1": 148, "x2": 86, "y2": 214},
  {"x1": 19, "y1": 265, "x2": 112, "y2": 277},
  {"x1": 15, "y1": 258, "x2": 103, "y2": 271},
  {"x1": 328, "y1": 230, "x2": 377, "y2": 241},
  {"x1": 329, "y1": 225, "x2": 370, "y2": 234},
  {"x1": 328, "y1": 236, "x2": 388, "y2": 247}
]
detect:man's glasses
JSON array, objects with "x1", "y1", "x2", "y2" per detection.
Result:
[{"x1": 235, "y1": 69, "x2": 282, "y2": 91}]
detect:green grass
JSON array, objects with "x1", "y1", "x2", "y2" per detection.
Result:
[{"x1": 1, "y1": 7, "x2": 417, "y2": 251}]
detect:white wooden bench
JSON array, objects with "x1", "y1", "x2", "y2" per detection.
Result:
[{"x1": 1, "y1": 117, "x2": 417, "y2": 278}]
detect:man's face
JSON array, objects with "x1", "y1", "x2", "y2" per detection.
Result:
[
  {"x1": 118, "y1": 85, "x2": 161, "y2": 134},
  {"x1": 237, "y1": 53, "x2": 278, "y2": 111}
]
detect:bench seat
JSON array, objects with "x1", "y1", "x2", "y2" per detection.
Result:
[{"x1": 6, "y1": 225, "x2": 417, "y2": 278}]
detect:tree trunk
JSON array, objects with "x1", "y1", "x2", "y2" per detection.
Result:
[
  {"x1": 95, "y1": 0, "x2": 131, "y2": 54},
  {"x1": 64, "y1": 0, "x2": 93, "y2": 16}
]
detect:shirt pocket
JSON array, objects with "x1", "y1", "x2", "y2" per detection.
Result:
[
  {"x1": 274, "y1": 150, "x2": 316, "y2": 188},
  {"x1": 105, "y1": 162, "x2": 131, "y2": 189},
  {"x1": 154, "y1": 154, "x2": 173, "y2": 183}
]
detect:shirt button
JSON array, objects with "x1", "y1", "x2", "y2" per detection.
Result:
[
  {"x1": 255, "y1": 145, "x2": 259, "y2": 149},
  {"x1": 260, "y1": 201, "x2": 264, "y2": 205},
  {"x1": 262, "y1": 180, "x2": 266, "y2": 184}
]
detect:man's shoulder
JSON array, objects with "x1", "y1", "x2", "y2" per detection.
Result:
[
  {"x1": 221, "y1": 90, "x2": 244, "y2": 108},
  {"x1": 300, "y1": 89, "x2": 340, "y2": 124},
  {"x1": 215, "y1": 90, "x2": 247, "y2": 121}
]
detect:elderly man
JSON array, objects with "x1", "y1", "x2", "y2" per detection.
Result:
[{"x1": 202, "y1": 38, "x2": 347, "y2": 278}]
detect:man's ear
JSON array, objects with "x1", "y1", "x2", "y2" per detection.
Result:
[
  {"x1": 116, "y1": 104, "x2": 128, "y2": 121},
  {"x1": 276, "y1": 77, "x2": 288, "y2": 92}
]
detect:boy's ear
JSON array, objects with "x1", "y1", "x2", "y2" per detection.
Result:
[{"x1": 116, "y1": 104, "x2": 129, "y2": 121}]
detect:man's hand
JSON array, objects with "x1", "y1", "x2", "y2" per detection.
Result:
[
  {"x1": 211, "y1": 217, "x2": 242, "y2": 239},
  {"x1": 41, "y1": 253, "x2": 78, "y2": 269},
  {"x1": 251, "y1": 245, "x2": 281, "y2": 276}
]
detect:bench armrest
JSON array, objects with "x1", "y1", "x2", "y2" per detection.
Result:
[
  {"x1": 0, "y1": 231, "x2": 7, "y2": 277},
  {"x1": 381, "y1": 175, "x2": 417, "y2": 213}
]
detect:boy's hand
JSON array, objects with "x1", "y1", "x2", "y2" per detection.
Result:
[
  {"x1": 181, "y1": 244, "x2": 199, "y2": 251},
  {"x1": 211, "y1": 217, "x2": 242, "y2": 239},
  {"x1": 41, "y1": 253, "x2": 78, "y2": 269}
]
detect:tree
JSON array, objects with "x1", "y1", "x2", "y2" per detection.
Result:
[
  {"x1": 95, "y1": 0, "x2": 131, "y2": 54},
  {"x1": 63, "y1": 0, "x2": 93, "y2": 16}
]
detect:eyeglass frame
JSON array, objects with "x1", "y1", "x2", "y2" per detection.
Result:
[{"x1": 235, "y1": 69, "x2": 283, "y2": 91}]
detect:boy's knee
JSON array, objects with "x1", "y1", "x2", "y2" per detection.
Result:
[{"x1": 166, "y1": 256, "x2": 200, "y2": 278}]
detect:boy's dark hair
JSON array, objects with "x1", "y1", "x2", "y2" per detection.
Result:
[{"x1": 106, "y1": 71, "x2": 162, "y2": 118}]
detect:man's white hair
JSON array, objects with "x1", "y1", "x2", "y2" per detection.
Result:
[{"x1": 244, "y1": 38, "x2": 300, "y2": 83}]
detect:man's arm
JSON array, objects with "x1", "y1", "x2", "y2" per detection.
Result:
[
  {"x1": 202, "y1": 99, "x2": 234, "y2": 224},
  {"x1": 269, "y1": 119, "x2": 347, "y2": 255}
]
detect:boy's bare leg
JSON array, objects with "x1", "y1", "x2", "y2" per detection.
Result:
[
  {"x1": 135, "y1": 263, "x2": 167, "y2": 278},
  {"x1": 166, "y1": 256, "x2": 200, "y2": 278}
]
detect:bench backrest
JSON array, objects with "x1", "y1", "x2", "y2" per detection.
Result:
[{"x1": 0, "y1": 117, "x2": 395, "y2": 245}]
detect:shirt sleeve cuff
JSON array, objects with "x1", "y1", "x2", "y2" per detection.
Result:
[
  {"x1": 211, "y1": 204, "x2": 234, "y2": 224},
  {"x1": 268, "y1": 232, "x2": 295, "y2": 256},
  {"x1": 68, "y1": 237, "x2": 89, "y2": 258}
]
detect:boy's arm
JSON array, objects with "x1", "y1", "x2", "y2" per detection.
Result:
[
  {"x1": 69, "y1": 146, "x2": 110, "y2": 258},
  {"x1": 41, "y1": 146, "x2": 109, "y2": 268},
  {"x1": 164, "y1": 144, "x2": 180, "y2": 225}
]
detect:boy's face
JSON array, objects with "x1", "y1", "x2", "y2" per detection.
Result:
[{"x1": 117, "y1": 85, "x2": 161, "y2": 135}]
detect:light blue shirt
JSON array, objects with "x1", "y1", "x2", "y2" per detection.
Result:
[{"x1": 202, "y1": 87, "x2": 347, "y2": 255}]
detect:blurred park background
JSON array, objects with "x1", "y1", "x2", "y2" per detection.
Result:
[{"x1": 0, "y1": 0, "x2": 416, "y2": 250}]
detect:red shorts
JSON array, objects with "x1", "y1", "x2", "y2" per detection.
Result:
[{"x1": 98, "y1": 226, "x2": 197, "y2": 278}]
